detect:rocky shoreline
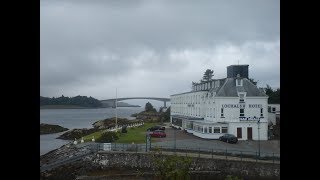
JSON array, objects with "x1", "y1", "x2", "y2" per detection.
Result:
[
  {"x1": 40, "y1": 123, "x2": 69, "y2": 135},
  {"x1": 56, "y1": 117, "x2": 144, "y2": 140}
]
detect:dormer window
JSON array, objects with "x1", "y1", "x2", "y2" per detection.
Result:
[{"x1": 237, "y1": 79, "x2": 241, "y2": 86}]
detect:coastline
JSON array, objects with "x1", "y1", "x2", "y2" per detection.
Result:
[{"x1": 40, "y1": 105, "x2": 141, "y2": 109}]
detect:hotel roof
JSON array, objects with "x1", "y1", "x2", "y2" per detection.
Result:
[
  {"x1": 171, "y1": 77, "x2": 267, "y2": 97},
  {"x1": 215, "y1": 78, "x2": 267, "y2": 97}
]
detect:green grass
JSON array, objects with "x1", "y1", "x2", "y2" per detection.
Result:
[
  {"x1": 82, "y1": 122, "x2": 158, "y2": 143},
  {"x1": 82, "y1": 130, "x2": 105, "y2": 142},
  {"x1": 116, "y1": 123, "x2": 158, "y2": 143}
]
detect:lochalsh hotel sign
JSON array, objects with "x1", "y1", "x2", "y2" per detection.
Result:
[{"x1": 221, "y1": 104, "x2": 262, "y2": 108}]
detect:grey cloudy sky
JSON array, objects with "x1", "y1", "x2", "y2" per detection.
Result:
[{"x1": 41, "y1": 0, "x2": 280, "y2": 104}]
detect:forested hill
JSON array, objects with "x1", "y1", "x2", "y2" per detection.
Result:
[{"x1": 40, "y1": 95, "x2": 103, "y2": 108}]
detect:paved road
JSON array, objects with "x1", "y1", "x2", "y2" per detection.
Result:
[{"x1": 152, "y1": 124, "x2": 280, "y2": 156}]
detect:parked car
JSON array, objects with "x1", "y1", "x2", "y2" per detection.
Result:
[
  {"x1": 150, "y1": 130, "x2": 166, "y2": 138},
  {"x1": 219, "y1": 134, "x2": 238, "y2": 144},
  {"x1": 147, "y1": 126, "x2": 165, "y2": 131}
]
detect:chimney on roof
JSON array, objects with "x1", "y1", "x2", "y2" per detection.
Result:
[{"x1": 227, "y1": 65, "x2": 249, "y2": 79}]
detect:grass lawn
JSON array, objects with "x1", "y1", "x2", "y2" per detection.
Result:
[
  {"x1": 82, "y1": 122, "x2": 158, "y2": 143},
  {"x1": 116, "y1": 122, "x2": 158, "y2": 143}
]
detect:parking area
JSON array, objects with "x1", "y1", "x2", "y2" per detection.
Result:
[{"x1": 151, "y1": 124, "x2": 280, "y2": 155}]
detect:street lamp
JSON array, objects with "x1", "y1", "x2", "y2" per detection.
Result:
[{"x1": 257, "y1": 119, "x2": 261, "y2": 158}]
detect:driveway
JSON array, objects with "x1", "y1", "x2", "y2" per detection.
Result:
[{"x1": 152, "y1": 124, "x2": 280, "y2": 156}]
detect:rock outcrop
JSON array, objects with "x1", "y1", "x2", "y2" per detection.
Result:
[
  {"x1": 40, "y1": 123, "x2": 69, "y2": 135},
  {"x1": 57, "y1": 128, "x2": 98, "y2": 140}
]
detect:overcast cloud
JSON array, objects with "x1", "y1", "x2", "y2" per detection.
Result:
[{"x1": 41, "y1": 0, "x2": 280, "y2": 104}]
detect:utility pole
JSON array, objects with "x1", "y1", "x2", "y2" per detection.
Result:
[
  {"x1": 115, "y1": 88, "x2": 118, "y2": 132},
  {"x1": 258, "y1": 119, "x2": 260, "y2": 158},
  {"x1": 173, "y1": 119, "x2": 176, "y2": 151}
]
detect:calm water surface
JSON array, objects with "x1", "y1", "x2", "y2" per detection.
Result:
[{"x1": 40, "y1": 107, "x2": 144, "y2": 155}]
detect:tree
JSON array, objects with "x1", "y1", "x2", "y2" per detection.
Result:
[
  {"x1": 265, "y1": 85, "x2": 280, "y2": 104},
  {"x1": 121, "y1": 126, "x2": 127, "y2": 133},
  {"x1": 96, "y1": 131, "x2": 119, "y2": 143},
  {"x1": 249, "y1": 78, "x2": 258, "y2": 86},
  {"x1": 202, "y1": 69, "x2": 214, "y2": 82},
  {"x1": 145, "y1": 102, "x2": 157, "y2": 112},
  {"x1": 163, "y1": 107, "x2": 170, "y2": 122},
  {"x1": 39, "y1": 95, "x2": 103, "y2": 107}
]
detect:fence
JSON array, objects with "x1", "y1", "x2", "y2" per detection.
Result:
[
  {"x1": 41, "y1": 142, "x2": 279, "y2": 172},
  {"x1": 95, "y1": 142, "x2": 280, "y2": 164}
]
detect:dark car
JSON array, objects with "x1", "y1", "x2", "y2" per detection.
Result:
[
  {"x1": 219, "y1": 134, "x2": 238, "y2": 144},
  {"x1": 147, "y1": 126, "x2": 165, "y2": 131},
  {"x1": 150, "y1": 130, "x2": 166, "y2": 138}
]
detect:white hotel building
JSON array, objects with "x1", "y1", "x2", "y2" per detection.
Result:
[{"x1": 170, "y1": 65, "x2": 268, "y2": 140}]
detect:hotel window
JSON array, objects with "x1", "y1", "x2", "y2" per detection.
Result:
[
  {"x1": 239, "y1": 93, "x2": 245, "y2": 103},
  {"x1": 204, "y1": 127, "x2": 207, "y2": 133},
  {"x1": 209, "y1": 127, "x2": 212, "y2": 133},
  {"x1": 222, "y1": 127, "x2": 228, "y2": 133},
  {"x1": 221, "y1": 108, "x2": 224, "y2": 117},
  {"x1": 272, "y1": 107, "x2": 276, "y2": 112},
  {"x1": 214, "y1": 127, "x2": 220, "y2": 133},
  {"x1": 260, "y1": 108, "x2": 263, "y2": 117},
  {"x1": 240, "y1": 109, "x2": 244, "y2": 117}
]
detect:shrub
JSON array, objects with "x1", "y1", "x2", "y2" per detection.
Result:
[
  {"x1": 96, "y1": 131, "x2": 119, "y2": 143},
  {"x1": 121, "y1": 126, "x2": 127, "y2": 133}
]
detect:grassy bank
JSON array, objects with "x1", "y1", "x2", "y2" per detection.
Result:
[{"x1": 82, "y1": 122, "x2": 158, "y2": 143}]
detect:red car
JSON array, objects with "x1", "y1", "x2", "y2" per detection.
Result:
[{"x1": 150, "y1": 130, "x2": 166, "y2": 138}]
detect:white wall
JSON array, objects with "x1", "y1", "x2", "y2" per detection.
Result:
[
  {"x1": 215, "y1": 97, "x2": 268, "y2": 123},
  {"x1": 228, "y1": 122, "x2": 268, "y2": 140},
  {"x1": 186, "y1": 130, "x2": 223, "y2": 139},
  {"x1": 268, "y1": 113, "x2": 276, "y2": 125}
]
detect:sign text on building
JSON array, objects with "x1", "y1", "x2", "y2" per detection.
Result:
[{"x1": 221, "y1": 104, "x2": 262, "y2": 108}]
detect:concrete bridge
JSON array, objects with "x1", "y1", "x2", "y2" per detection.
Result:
[{"x1": 101, "y1": 97, "x2": 170, "y2": 108}]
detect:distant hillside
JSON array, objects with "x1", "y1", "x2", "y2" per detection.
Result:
[
  {"x1": 40, "y1": 95, "x2": 103, "y2": 108},
  {"x1": 101, "y1": 101, "x2": 141, "y2": 108}
]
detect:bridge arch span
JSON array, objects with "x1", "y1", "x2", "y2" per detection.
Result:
[{"x1": 100, "y1": 97, "x2": 170, "y2": 108}]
